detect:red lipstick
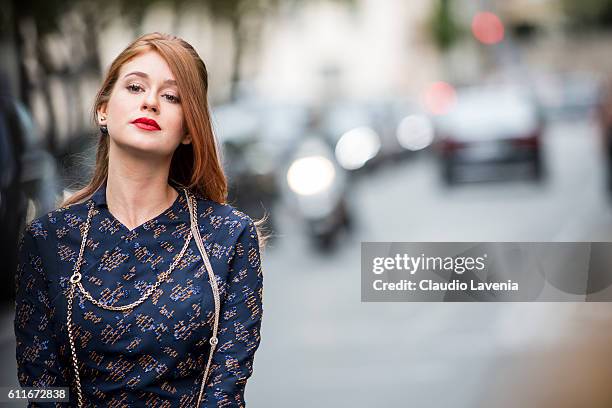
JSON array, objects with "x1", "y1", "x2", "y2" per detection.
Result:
[{"x1": 132, "y1": 117, "x2": 161, "y2": 131}]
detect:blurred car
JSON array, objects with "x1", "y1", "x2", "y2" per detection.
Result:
[
  {"x1": 0, "y1": 81, "x2": 24, "y2": 303},
  {"x1": 216, "y1": 99, "x2": 357, "y2": 250},
  {"x1": 323, "y1": 98, "x2": 433, "y2": 172},
  {"x1": 0, "y1": 73, "x2": 59, "y2": 301},
  {"x1": 434, "y1": 86, "x2": 545, "y2": 184},
  {"x1": 533, "y1": 71, "x2": 601, "y2": 120},
  {"x1": 597, "y1": 77, "x2": 612, "y2": 195},
  {"x1": 213, "y1": 102, "x2": 282, "y2": 235}
]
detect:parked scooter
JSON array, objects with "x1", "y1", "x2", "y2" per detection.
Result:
[{"x1": 283, "y1": 112, "x2": 352, "y2": 251}]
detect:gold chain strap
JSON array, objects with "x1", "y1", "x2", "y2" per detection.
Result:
[
  {"x1": 66, "y1": 188, "x2": 220, "y2": 407},
  {"x1": 186, "y1": 191, "x2": 221, "y2": 405}
]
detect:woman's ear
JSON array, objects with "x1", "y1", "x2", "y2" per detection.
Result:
[
  {"x1": 181, "y1": 134, "x2": 192, "y2": 145},
  {"x1": 97, "y1": 104, "x2": 108, "y2": 124}
]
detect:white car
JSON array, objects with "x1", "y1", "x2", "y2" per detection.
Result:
[{"x1": 434, "y1": 86, "x2": 545, "y2": 184}]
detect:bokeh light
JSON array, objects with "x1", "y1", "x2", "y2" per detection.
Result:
[
  {"x1": 396, "y1": 114, "x2": 434, "y2": 151},
  {"x1": 335, "y1": 126, "x2": 381, "y2": 170},
  {"x1": 472, "y1": 12, "x2": 505, "y2": 45},
  {"x1": 423, "y1": 81, "x2": 457, "y2": 115},
  {"x1": 287, "y1": 156, "x2": 336, "y2": 195}
]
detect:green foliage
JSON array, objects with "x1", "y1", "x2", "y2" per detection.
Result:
[
  {"x1": 9, "y1": 0, "x2": 356, "y2": 36},
  {"x1": 427, "y1": 0, "x2": 462, "y2": 51},
  {"x1": 11, "y1": 0, "x2": 76, "y2": 35},
  {"x1": 561, "y1": 0, "x2": 612, "y2": 29}
]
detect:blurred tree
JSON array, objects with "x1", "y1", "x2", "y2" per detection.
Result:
[
  {"x1": 203, "y1": 0, "x2": 278, "y2": 101},
  {"x1": 8, "y1": 0, "x2": 108, "y2": 154},
  {"x1": 201, "y1": 0, "x2": 354, "y2": 101},
  {"x1": 561, "y1": 0, "x2": 612, "y2": 29},
  {"x1": 7, "y1": 0, "x2": 355, "y2": 154},
  {"x1": 117, "y1": 0, "x2": 354, "y2": 101},
  {"x1": 427, "y1": 0, "x2": 462, "y2": 52}
]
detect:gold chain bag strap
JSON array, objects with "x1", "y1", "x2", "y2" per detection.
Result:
[{"x1": 65, "y1": 188, "x2": 220, "y2": 407}]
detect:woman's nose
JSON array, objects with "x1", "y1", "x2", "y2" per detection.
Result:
[{"x1": 141, "y1": 92, "x2": 159, "y2": 113}]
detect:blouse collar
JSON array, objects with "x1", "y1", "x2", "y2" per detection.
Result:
[
  {"x1": 91, "y1": 182, "x2": 108, "y2": 208},
  {"x1": 90, "y1": 182, "x2": 186, "y2": 210}
]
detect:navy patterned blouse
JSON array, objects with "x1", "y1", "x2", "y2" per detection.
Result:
[{"x1": 14, "y1": 182, "x2": 263, "y2": 407}]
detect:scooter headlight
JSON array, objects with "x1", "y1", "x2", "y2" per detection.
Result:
[
  {"x1": 396, "y1": 114, "x2": 434, "y2": 151},
  {"x1": 334, "y1": 126, "x2": 381, "y2": 170},
  {"x1": 287, "y1": 156, "x2": 336, "y2": 196}
]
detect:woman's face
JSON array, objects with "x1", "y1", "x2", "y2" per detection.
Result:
[{"x1": 98, "y1": 50, "x2": 191, "y2": 158}]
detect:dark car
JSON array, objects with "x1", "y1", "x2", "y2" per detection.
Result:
[
  {"x1": 434, "y1": 86, "x2": 545, "y2": 184},
  {"x1": 0, "y1": 81, "x2": 25, "y2": 303},
  {"x1": 213, "y1": 103, "x2": 281, "y2": 236},
  {"x1": 597, "y1": 77, "x2": 612, "y2": 195},
  {"x1": 0, "y1": 73, "x2": 59, "y2": 301},
  {"x1": 323, "y1": 98, "x2": 433, "y2": 172},
  {"x1": 215, "y1": 100, "x2": 355, "y2": 251}
]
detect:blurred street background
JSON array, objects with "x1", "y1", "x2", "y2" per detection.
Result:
[{"x1": 2, "y1": 0, "x2": 612, "y2": 406}]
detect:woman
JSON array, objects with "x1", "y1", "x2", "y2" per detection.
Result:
[{"x1": 14, "y1": 32, "x2": 264, "y2": 407}]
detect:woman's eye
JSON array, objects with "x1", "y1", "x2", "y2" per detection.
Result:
[
  {"x1": 126, "y1": 84, "x2": 143, "y2": 92},
  {"x1": 164, "y1": 94, "x2": 180, "y2": 103},
  {"x1": 126, "y1": 84, "x2": 180, "y2": 103}
]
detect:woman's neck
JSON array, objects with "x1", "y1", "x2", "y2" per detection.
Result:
[{"x1": 106, "y1": 143, "x2": 178, "y2": 231}]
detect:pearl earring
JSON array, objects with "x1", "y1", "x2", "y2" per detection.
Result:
[{"x1": 100, "y1": 117, "x2": 108, "y2": 135}]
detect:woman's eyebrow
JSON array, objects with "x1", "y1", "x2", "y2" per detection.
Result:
[{"x1": 123, "y1": 71, "x2": 177, "y2": 86}]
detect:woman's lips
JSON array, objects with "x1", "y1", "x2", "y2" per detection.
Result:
[{"x1": 133, "y1": 122, "x2": 160, "y2": 131}]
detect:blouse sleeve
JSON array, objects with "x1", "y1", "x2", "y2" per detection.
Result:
[
  {"x1": 14, "y1": 227, "x2": 69, "y2": 406},
  {"x1": 202, "y1": 219, "x2": 264, "y2": 407}
]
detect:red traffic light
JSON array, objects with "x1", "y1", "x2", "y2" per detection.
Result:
[{"x1": 472, "y1": 12, "x2": 505, "y2": 45}]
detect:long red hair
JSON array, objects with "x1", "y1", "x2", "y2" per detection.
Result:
[{"x1": 62, "y1": 32, "x2": 227, "y2": 206}]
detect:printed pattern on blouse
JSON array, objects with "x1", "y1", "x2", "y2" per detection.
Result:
[{"x1": 14, "y1": 184, "x2": 263, "y2": 407}]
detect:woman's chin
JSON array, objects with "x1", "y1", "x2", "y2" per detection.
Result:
[{"x1": 112, "y1": 137, "x2": 174, "y2": 159}]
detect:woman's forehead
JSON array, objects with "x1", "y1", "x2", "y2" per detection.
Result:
[{"x1": 119, "y1": 51, "x2": 176, "y2": 82}]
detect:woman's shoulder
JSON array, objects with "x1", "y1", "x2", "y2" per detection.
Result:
[
  {"x1": 23, "y1": 200, "x2": 89, "y2": 242},
  {"x1": 193, "y1": 195, "x2": 256, "y2": 242}
]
